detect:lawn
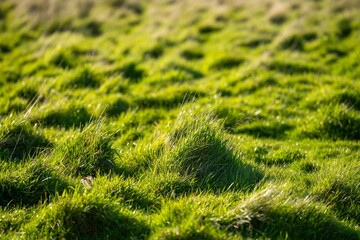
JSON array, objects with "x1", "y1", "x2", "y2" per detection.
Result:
[{"x1": 0, "y1": 0, "x2": 359, "y2": 239}]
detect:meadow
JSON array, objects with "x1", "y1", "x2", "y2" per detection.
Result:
[{"x1": 0, "y1": 0, "x2": 359, "y2": 239}]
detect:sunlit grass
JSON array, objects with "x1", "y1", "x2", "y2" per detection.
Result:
[{"x1": 0, "y1": 0, "x2": 359, "y2": 239}]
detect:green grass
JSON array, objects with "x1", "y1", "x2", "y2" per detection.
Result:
[{"x1": 0, "y1": 0, "x2": 360, "y2": 239}]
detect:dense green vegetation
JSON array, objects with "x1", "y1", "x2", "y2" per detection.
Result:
[{"x1": 0, "y1": 0, "x2": 359, "y2": 239}]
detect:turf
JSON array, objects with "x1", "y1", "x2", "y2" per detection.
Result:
[{"x1": 0, "y1": 0, "x2": 359, "y2": 239}]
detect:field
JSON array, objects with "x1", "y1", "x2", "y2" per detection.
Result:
[{"x1": 0, "y1": 0, "x2": 359, "y2": 239}]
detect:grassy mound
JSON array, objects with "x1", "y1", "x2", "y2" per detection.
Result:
[
  {"x1": 0, "y1": 121, "x2": 52, "y2": 160},
  {"x1": 216, "y1": 188, "x2": 359, "y2": 239},
  {"x1": 53, "y1": 121, "x2": 116, "y2": 176},
  {"x1": 21, "y1": 192, "x2": 150, "y2": 239},
  {"x1": 152, "y1": 108, "x2": 263, "y2": 191},
  {"x1": 297, "y1": 104, "x2": 360, "y2": 140},
  {"x1": 0, "y1": 162, "x2": 69, "y2": 207}
]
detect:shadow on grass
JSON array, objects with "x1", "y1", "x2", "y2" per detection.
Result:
[
  {"x1": 216, "y1": 189, "x2": 359, "y2": 240},
  {"x1": 155, "y1": 111, "x2": 264, "y2": 194},
  {"x1": 0, "y1": 164, "x2": 69, "y2": 207},
  {"x1": 235, "y1": 122, "x2": 293, "y2": 139},
  {"x1": 0, "y1": 125, "x2": 52, "y2": 160},
  {"x1": 23, "y1": 195, "x2": 150, "y2": 239},
  {"x1": 55, "y1": 122, "x2": 118, "y2": 176},
  {"x1": 105, "y1": 97, "x2": 130, "y2": 117},
  {"x1": 116, "y1": 62, "x2": 146, "y2": 83},
  {"x1": 62, "y1": 67, "x2": 100, "y2": 90},
  {"x1": 318, "y1": 179, "x2": 360, "y2": 224},
  {"x1": 134, "y1": 90, "x2": 206, "y2": 109},
  {"x1": 174, "y1": 132, "x2": 264, "y2": 192},
  {"x1": 34, "y1": 106, "x2": 93, "y2": 129},
  {"x1": 164, "y1": 63, "x2": 204, "y2": 79},
  {"x1": 180, "y1": 49, "x2": 204, "y2": 60},
  {"x1": 266, "y1": 61, "x2": 323, "y2": 74},
  {"x1": 210, "y1": 57, "x2": 244, "y2": 70}
]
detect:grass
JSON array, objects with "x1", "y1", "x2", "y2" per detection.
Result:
[{"x1": 0, "y1": 0, "x2": 359, "y2": 239}]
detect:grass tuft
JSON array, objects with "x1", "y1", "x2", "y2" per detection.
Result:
[
  {"x1": 0, "y1": 122, "x2": 52, "y2": 160},
  {"x1": 216, "y1": 187, "x2": 359, "y2": 239},
  {"x1": 154, "y1": 108, "x2": 263, "y2": 191},
  {"x1": 298, "y1": 104, "x2": 360, "y2": 140},
  {"x1": 54, "y1": 121, "x2": 116, "y2": 176},
  {"x1": 21, "y1": 192, "x2": 150, "y2": 239},
  {"x1": 0, "y1": 162, "x2": 69, "y2": 207}
]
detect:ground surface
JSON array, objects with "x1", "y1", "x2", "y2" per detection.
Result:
[{"x1": 0, "y1": 0, "x2": 359, "y2": 239}]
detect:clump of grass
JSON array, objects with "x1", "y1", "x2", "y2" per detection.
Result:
[
  {"x1": 0, "y1": 161, "x2": 69, "y2": 207},
  {"x1": 319, "y1": 179, "x2": 360, "y2": 224},
  {"x1": 0, "y1": 208, "x2": 30, "y2": 236},
  {"x1": 0, "y1": 121, "x2": 52, "y2": 160},
  {"x1": 297, "y1": 104, "x2": 360, "y2": 140},
  {"x1": 143, "y1": 171, "x2": 194, "y2": 198},
  {"x1": 153, "y1": 107, "x2": 262, "y2": 191},
  {"x1": 215, "y1": 187, "x2": 359, "y2": 239},
  {"x1": 150, "y1": 198, "x2": 225, "y2": 239},
  {"x1": 304, "y1": 86, "x2": 360, "y2": 111},
  {"x1": 150, "y1": 194, "x2": 229, "y2": 239},
  {"x1": 93, "y1": 176, "x2": 160, "y2": 211},
  {"x1": 21, "y1": 191, "x2": 150, "y2": 239},
  {"x1": 312, "y1": 165, "x2": 360, "y2": 224},
  {"x1": 112, "y1": 132, "x2": 164, "y2": 177},
  {"x1": 333, "y1": 89, "x2": 360, "y2": 110},
  {"x1": 53, "y1": 121, "x2": 116, "y2": 176}
]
